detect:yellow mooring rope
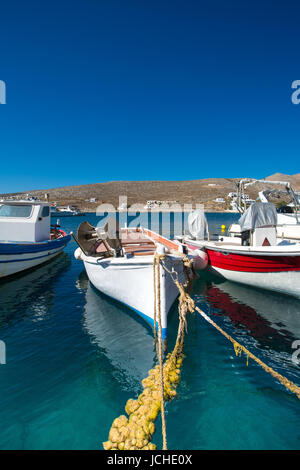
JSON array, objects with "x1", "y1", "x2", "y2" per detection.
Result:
[
  {"x1": 153, "y1": 253, "x2": 167, "y2": 449},
  {"x1": 103, "y1": 253, "x2": 194, "y2": 450},
  {"x1": 163, "y1": 256, "x2": 300, "y2": 401},
  {"x1": 195, "y1": 305, "x2": 300, "y2": 400},
  {"x1": 103, "y1": 253, "x2": 300, "y2": 451}
]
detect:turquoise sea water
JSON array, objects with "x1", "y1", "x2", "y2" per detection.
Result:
[{"x1": 0, "y1": 212, "x2": 299, "y2": 450}]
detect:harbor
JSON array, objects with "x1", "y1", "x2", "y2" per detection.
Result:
[
  {"x1": 0, "y1": 210, "x2": 299, "y2": 449},
  {"x1": 1, "y1": 0, "x2": 300, "y2": 455}
]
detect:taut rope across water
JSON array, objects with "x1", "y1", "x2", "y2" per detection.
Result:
[{"x1": 103, "y1": 252, "x2": 300, "y2": 451}]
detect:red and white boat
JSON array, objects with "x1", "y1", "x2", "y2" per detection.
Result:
[{"x1": 182, "y1": 204, "x2": 300, "y2": 299}]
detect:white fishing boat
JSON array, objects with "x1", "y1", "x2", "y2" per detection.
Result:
[
  {"x1": 50, "y1": 204, "x2": 85, "y2": 217},
  {"x1": 0, "y1": 200, "x2": 71, "y2": 278},
  {"x1": 182, "y1": 204, "x2": 300, "y2": 299},
  {"x1": 228, "y1": 178, "x2": 300, "y2": 241},
  {"x1": 73, "y1": 221, "x2": 207, "y2": 340}
]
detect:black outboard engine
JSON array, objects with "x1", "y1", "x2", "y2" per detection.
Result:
[
  {"x1": 77, "y1": 221, "x2": 100, "y2": 255},
  {"x1": 277, "y1": 205, "x2": 294, "y2": 214},
  {"x1": 241, "y1": 229, "x2": 251, "y2": 246},
  {"x1": 77, "y1": 219, "x2": 123, "y2": 257}
]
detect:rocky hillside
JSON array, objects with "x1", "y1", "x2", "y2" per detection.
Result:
[
  {"x1": 1, "y1": 174, "x2": 299, "y2": 212},
  {"x1": 266, "y1": 173, "x2": 300, "y2": 186}
]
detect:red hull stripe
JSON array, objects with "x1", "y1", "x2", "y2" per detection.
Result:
[{"x1": 206, "y1": 248, "x2": 300, "y2": 272}]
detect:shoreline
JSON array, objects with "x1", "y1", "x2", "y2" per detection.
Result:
[{"x1": 81, "y1": 209, "x2": 239, "y2": 214}]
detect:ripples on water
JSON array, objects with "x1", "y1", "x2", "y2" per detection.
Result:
[{"x1": 0, "y1": 212, "x2": 299, "y2": 449}]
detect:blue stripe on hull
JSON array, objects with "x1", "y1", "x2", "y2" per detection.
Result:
[
  {"x1": 0, "y1": 247, "x2": 65, "y2": 263},
  {"x1": 0, "y1": 234, "x2": 71, "y2": 255},
  {"x1": 136, "y1": 309, "x2": 168, "y2": 340}
]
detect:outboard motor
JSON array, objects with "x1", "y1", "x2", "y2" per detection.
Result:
[
  {"x1": 241, "y1": 230, "x2": 251, "y2": 246},
  {"x1": 76, "y1": 219, "x2": 123, "y2": 257},
  {"x1": 101, "y1": 219, "x2": 122, "y2": 256},
  {"x1": 77, "y1": 221, "x2": 101, "y2": 255},
  {"x1": 277, "y1": 205, "x2": 294, "y2": 214}
]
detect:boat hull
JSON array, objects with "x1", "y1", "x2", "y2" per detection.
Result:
[
  {"x1": 0, "y1": 235, "x2": 71, "y2": 278},
  {"x1": 82, "y1": 254, "x2": 187, "y2": 339},
  {"x1": 187, "y1": 240, "x2": 300, "y2": 298},
  {"x1": 207, "y1": 264, "x2": 300, "y2": 298}
]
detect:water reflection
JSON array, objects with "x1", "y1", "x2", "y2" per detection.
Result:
[
  {"x1": 193, "y1": 273, "x2": 300, "y2": 375},
  {"x1": 0, "y1": 253, "x2": 71, "y2": 326},
  {"x1": 77, "y1": 272, "x2": 155, "y2": 391}
]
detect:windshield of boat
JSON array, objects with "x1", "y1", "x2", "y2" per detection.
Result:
[{"x1": 0, "y1": 204, "x2": 33, "y2": 218}]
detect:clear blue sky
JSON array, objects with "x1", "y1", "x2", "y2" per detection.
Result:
[{"x1": 0, "y1": 0, "x2": 299, "y2": 193}]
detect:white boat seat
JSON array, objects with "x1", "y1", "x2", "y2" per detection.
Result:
[{"x1": 122, "y1": 243, "x2": 155, "y2": 257}]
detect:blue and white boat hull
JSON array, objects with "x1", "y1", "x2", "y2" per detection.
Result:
[
  {"x1": 0, "y1": 235, "x2": 71, "y2": 278},
  {"x1": 75, "y1": 248, "x2": 187, "y2": 340}
]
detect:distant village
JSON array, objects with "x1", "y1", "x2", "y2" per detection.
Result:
[{"x1": 0, "y1": 190, "x2": 256, "y2": 213}]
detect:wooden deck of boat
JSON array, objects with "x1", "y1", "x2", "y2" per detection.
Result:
[
  {"x1": 93, "y1": 230, "x2": 156, "y2": 257},
  {"x1": 121, "y1": 231, "x2": 156, "y2": 256}
]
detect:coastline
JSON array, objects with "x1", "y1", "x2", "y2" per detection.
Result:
[{"x1": 82, "y1": 208, "x2": 239, "y2": 214}]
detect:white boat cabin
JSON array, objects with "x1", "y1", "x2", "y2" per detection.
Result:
[
  {"x1": 238, "y1": 202, "x2": 277, "y2": 246},
  {"x1": 187, "y1": 204, "x2": 278, "y2": 248},
  {"x1": 0, "y1": 201, "x2": 51, "y2": 242}
]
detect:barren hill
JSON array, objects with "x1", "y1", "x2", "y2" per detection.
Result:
[
  {"x1": 2, "y1": 174, "x2": 299, "y2": 212},
  {"x1": 1, "y1": 178, "x2": 240, "y2": 211},
  {"x1": 266, "y1": 173, "x2": 300, "y2": 186}
]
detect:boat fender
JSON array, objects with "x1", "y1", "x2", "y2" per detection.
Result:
[
  {"x1": 74, "y1": 247, "x2": 83, "y2": 260},
  {"x1": 191, "y1": 249, "x2": 208, "y2": 271}
]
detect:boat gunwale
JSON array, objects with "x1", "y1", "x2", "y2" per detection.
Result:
[
  {"x1": 82, "y1": 252, "x2": 186, "y2": 266},
  {"x1": 184, "y1": 238, "x2": 300, "y2": 257}
]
